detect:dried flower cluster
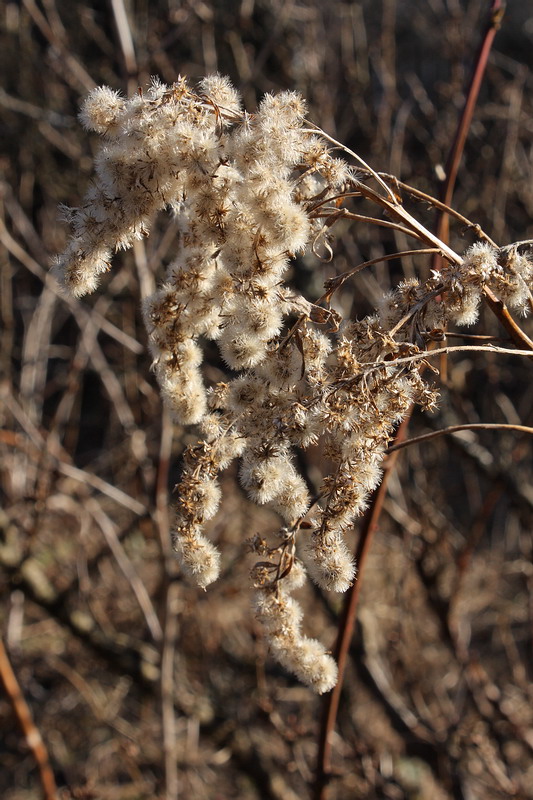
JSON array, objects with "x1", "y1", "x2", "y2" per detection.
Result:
[{"x1": 55, "y1": 76, "x2": 532, "y2": 693}]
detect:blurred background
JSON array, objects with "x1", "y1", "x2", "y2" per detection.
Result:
[{"x1": 1, "y1": 1, "x2": 532, "y2": 798}]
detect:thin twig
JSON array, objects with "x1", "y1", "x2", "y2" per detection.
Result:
[
  {"x1": 365, "y1": 344, "x2": 533, "y2": 371},
  {"x1": 302, "y1": 124, "x2": 396, "y2": 201},
  {"x1": 155, "y1": 407, "x2": 180, "y2": 800},
  {"x1": 383, "y1": 176, "x2": 498, "y2": 246},
  {"x1": 482, "y1": 286, "x2": 533, "y2": 353},
  {"x1": 444, "y1": 332, "x2": 510, "y2": 342},
  {"x1": 3, "y1": 395, "x2": 146, "y2": 516},
  {"x1": 386, "y1": 423, "x2": 533, "y2": 454},
  {"x1": 314, "y1": 414, "x2": 413, "y2": 800},
  {"x1": 353, "y1": 182, "x2": 462, "y2": 265},
  {"x1": 0, "y1": 638, "x2": 58, "y2": 800},
  {"x1": 324, "y1": 248, "x2": 439, "y2": 297},
  {"x1": 310, "y1": 208, "x2": 418, "y2": 239},
  {"x1": 87, "y1": 499, "x2": 163, "y2": 642},
  {"x1": 433, "y1": 0, "x2": 505, "y2": 264}
]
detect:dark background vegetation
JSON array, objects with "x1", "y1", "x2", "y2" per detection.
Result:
[{"x1": 1, "y1": 1, "x2": 532, "y2": 798}]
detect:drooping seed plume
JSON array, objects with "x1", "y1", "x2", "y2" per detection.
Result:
[{"x1": 55, "y1": 75, "x2": 532, "y2": 692}]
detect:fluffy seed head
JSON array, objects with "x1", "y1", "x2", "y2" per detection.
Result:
[
  {"x1": 305, "y1": 532, "x2": 356, "y2": 592},
  {"x1": 57, "y1": 73, "x2": 531, "y2": 696},
  {"x1": 79, "y1": 86, "x2": 125, "y2": 134},
  {"x1": 172, "y1": 527, "x2": 221, "y2": 589}
]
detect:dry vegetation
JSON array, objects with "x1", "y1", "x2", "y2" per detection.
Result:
[{"x1": 1, "y1": 2, "x2": 532, "y2": 799}]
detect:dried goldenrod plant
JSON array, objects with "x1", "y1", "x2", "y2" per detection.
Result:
[{"x1": 55, "y1": 76, "x2": 532, "y2": 693}]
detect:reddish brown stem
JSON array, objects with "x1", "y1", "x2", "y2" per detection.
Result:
[
  {"x1": 433, "y1": 0, "x2": 505, "y2": 265},
  {"x1": 482, "y1": 286, "x2": 533, "y2": 354},
  {"x1": 313, "y1": 6, "x2": 518, "y2": 798},
  {"x1": 386, "y1": 422, "x2": 533, "y2": 453},
  {"x1": 432, "y1": 1, "x2": 504, "y2": 379},
  {"x1": 0, "y1": 638, "x2": 58, "y2": 800},
  {"x1": 313, "y1": 414, "x2": 412, "y2": 800},
  {"x1": 313, "y1": 10, "x2": 506, "y2": 795}
]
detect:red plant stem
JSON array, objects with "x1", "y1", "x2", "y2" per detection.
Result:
[
  {"x1": 314, "y1": 414, "x2": 412, "y2": 800},
  {"x1": 482, "y1": 286, "x2": 533, "y2": 354},
  {"x1": 433, "y1": 1, "x2": 504, "y2": 379},
  {"x1": 434, "y1": 0, "x2": 505, "y2": 261},
  {"x1": 0, "y1": 638, "x2": 58, "y2": 800},
  {"x1": 314, "y1": 6, "x2": 507, "y2": 798},
  {"x1": 386, "y1": 422, "x2": 533, "y2": 453}
]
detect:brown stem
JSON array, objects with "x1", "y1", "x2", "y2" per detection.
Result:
[
  {"x1": 0, "y1": 638, "x2": 58, "y2": 800},
  {"x1": 433, "y1": 0, "x2": 505, "y2": 266},
  {"x1": 444, "y1": 332, "x2": 509, "y2": 341},
  {"x1": 386, "y1": 422, "x2": 533, "y2": 454},
  {"x1": 386, "y1": 178, "x2": 498, "y2": 246},
  {"x1": 313, "y1": 413, "x2": 412, "y2": 800},
  {"x1": 354, "y1": 183, "x2": 461, "y2": 264},
  {"x1": 310, "y1": 208, "x2": 418, "y2": 239},
  {"x1": 431, "y1": 1, "x2": 504, "y2": 378},
  {"x1": 482, "y1": 286, "x2": 533, "y2": 354},
  {"x1": 350, "y1": 169, "x2": 497, "y2": 247},
  {"x1": 324, "y1": 248, "x2": 439, "y2": 298},
  {"x1": 156, "y1": 408, "x2": 180, "y2": 800}
]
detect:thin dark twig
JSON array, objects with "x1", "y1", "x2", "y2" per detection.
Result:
[
  {"x1": 444, "y1": 332, "x2": 510, "y2": 341},
  {"x1": 384, "y1": 177, "x2": 498, "y2": 246},
  {"x1": 482, "y1": 286, "x2": 533, "y2": 354},
  {"x1": 314, "y1": 414, "x2": 412, "y2": 800},
  {"x1": 324, "y1": 248, "x2": 439, "y2": 298},
  {"x1": 433, "y1": 0, "x2": 505, "y2": 266},
  {"x1": 0, "y1": 638, "x2": 58, "y2": 800},
  {"x1": 310, "y1": 208, "x2": 418, "y2": 239},
  {"x1": 386, "y1": 423, "x2": 533, "y2": 454}
]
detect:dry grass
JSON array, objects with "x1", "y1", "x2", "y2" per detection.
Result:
[{"x1": 1, "y1": 2, "x2": 532, "y2": 799}]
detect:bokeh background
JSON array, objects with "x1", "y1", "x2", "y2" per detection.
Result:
[{"x1": 1, "y1": 1, "x2": 532, "y2": 798}]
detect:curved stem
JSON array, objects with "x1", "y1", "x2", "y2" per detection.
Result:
[
  {"x1": 323, "y1": 248, "x2": 439, "y2": 299},
  {"x1": 387, "y1": 422, "x2": 533, "y2": 454},
  {"x1": 313, "y1": 414, "x2": 412, "y2": 800},
  {"x1": 0, "y1": 638, "x2": 58, "y2": 800},
  {"x1": 310, "y1": 208, "x2": 419, "y2": 240},
  {"x1": 355, "y1": 183, "x2": 462, "y2": 264},
  {"x1": 482, "y1": 286, "x2": 533, "y2": 353},
  {"x1": 382, "y1": 177, "x2": 497, "y2": 247},
  {"x1": 433, "y1": 0, "x2": 505, "y2": 266},
  {"x1": 303, "y1": 124, "x2": 397, "y2": 202}
]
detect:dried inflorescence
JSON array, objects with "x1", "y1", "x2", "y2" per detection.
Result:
[{"x1": 55, "y1": 75, "x2": 532, "y2": 693}]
